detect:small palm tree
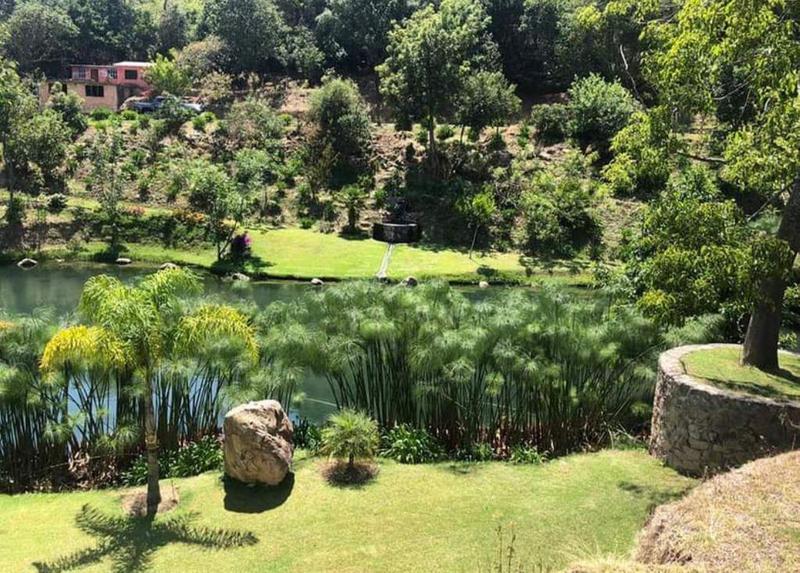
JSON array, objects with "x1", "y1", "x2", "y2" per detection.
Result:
[
  {"x1": 41, "y1": 269, "x2": 258, "y2": 515},
  {"x1": 321, "y1": 410, "x2": 379, "y2": 470}
]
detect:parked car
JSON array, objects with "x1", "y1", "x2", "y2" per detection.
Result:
[{"x1": 129, "y1": 96, "x2": 203, "y2": 114}]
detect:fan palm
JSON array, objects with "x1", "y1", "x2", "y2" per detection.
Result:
[
  {"x1": 321, "y1": 410, "x2": 379, "y2": 469},
  {"x1": 41, "y1": 269, "x2": 258, "y2": 515}
]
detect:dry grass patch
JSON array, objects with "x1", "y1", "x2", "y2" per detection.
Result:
[{"x1": 635, "y1": 451, "x2": 800, "y2": 573}]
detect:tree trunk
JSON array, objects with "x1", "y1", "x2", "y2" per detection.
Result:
[
  {"x1": 427, "y1": 117, "x2": 437, "y2": 173},
  {"x1": 742, "y1": 179, "x2": 800, "y2": 369},
  {"x1": 144, "y1": 377, "x2": 162, "y2": 515},
  {"x1": 469, "y1": 225, "x2": 479, "y2": 260}
]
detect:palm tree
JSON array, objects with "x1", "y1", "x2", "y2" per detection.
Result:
[
  {"x1": 41, "y1": 269, "x2": 258, "y2": 515},
  {"x1": 321, "y1": 410, "x2": 379, "y2": 470}
]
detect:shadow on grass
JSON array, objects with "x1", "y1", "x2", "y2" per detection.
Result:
[
  {"x1": 618, "y1": 480, "x2": 693, "y2": 513},
  {"x1": 437, "y1": 461, "x2": 488, "y2": 476},
  {"x1": 32, "y1": 504, "x2": 258, "y2": 573},
  {"x1": 697, "y1": 373, "x2": 800, "y2": 401},
  {"x1": 222, "y1": 473, "x2": 295, "y2": 513},
  {"x1": 338, "y1": 229, "x2": 370, "y2": 241},
  {"x1": 211, "y1": 254, "x2": 274, "y2": 275}
]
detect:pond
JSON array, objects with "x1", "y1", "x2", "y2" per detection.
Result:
[{"x1": 0, "y1": 263, "x2": 501, "y2": 423}]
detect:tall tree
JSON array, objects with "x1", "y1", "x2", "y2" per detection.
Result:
[
  {"x1": 1, "y1": 3, "x2": 77, "y2": 75},
  {"x1": 318, "y1": 0, "x2": 411, "y2": 71},
  {"x1": 199, "y1": 0, "x2": 287, "y2": 73},
  {"x1": 0, "y1": 59, "x2": 36, "y2": 215},
  {"x1": 377, "y1": 0, "x2": 500, "y2": 168},
  {"x1": 66, "y1": 0, "x2": 155, "y2": 62},
  {"x1": 648, "y1": 0, "x2": 800, "y2": 369}
]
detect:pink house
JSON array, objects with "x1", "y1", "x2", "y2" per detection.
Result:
[{"x1": 41, "y1": 61, "x2": 154, "y2": 111}]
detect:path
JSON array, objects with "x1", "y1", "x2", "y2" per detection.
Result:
[{"x1": 376, "y1": 243, "x2": 395, "y2": 279}]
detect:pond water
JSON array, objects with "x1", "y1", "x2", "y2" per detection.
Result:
[
  {"x1": 0, "y1": 263, "x2": 504, "y2": 423},
  {"x1": 0, "y1": 263, "x2": 343, "y2": 422}
]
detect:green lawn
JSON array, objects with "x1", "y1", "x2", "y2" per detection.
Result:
[
  {"x1": 32, "y1": 227, "x2": 591, "y2": 285},
  {"x1": 0, "y1": 450, "x2": 693, "y2": 573},
  {"x1": 388, "y1": 243, "x2": 592, "y2": 285},
  {"x1": 682, "y1": 347, "x2": 800, "y2": 400}
]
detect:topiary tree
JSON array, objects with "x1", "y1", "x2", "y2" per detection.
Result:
[{"x1": 321, "y1": 410, "x2": 379, "y2": 471}]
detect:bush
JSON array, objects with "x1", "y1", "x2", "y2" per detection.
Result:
[
  {"x1": 90, "y1": 107, "x2": 113, "y2": 121},
  {"x1": 156, "y1": 95, "x2": 196, "y2": 133},
  {"x1": 122, "y1": 436, "x2": 222, "y2": 486},
  {"x1": 456, "y1": 442, "x2": 494, "y2": 462},
  {"x1": 321, "y1": 410, "x2": 380, "y2": 468},
  {"x1": 120, "y1": 110, "x2": 138, "y2": 121},
  {"x1": 192, "y1": 111, "x2": 217, "y2": 132},
  {"x1": 46, "y1": 193, "x2": 68, "y2": 214},
  {"x1": 435, "y1": 124, "x2": 455, "y2": 141},
  {"x1": 520, "y1": 169, "x2": 601, "y2": 258},
  {"x1": 217, "y1": 98, "x2": 284, "y2": 156},
  {"x1": 229, "y1": 232, "x2": 253, "y2": 260},
  {"x1": 380, "y1": 425, "x2": 442, "y2": 464},
  {"x1": 508, "y1": 445, "x2": 547, "y2": 464},
  {"x1": 530, "y1": 103, "x2": 572, "y2": 144},
  {"x1": 568, "y1": 74, "x2": 636, "y2": 154},
  {"x1": 294, "y1": 419, "x2": 323, "y2": 453}
]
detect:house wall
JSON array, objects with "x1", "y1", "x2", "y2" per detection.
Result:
[{"x1": 67, "y1": 83, "x2": 119, "y2": 111}]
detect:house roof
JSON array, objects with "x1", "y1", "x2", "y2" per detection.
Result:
[{"x1": 112, "y1": 61, "x2": 154, "y2": 68}]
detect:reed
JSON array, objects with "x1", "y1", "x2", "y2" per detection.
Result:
[{"x1": 262, "y1": 282, "x2": 662, "y2": 454}]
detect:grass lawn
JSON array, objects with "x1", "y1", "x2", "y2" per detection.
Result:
[
  {"x1": 682, "y1": 347, "x2": 800, "y2": 401},
  {"x1": 0, "y1": 450, "x2": 693, "y2": 573},
  {"x1": 31, "y1": 227, "x2": 592, "y2": 285},
  {"x1": 388, "y1": 244, "x2": 592, "y2": 286}
]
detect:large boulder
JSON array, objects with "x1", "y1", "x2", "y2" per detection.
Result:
[{"x1": 223, "y1": 400, "x2": 294, "y2": 486}]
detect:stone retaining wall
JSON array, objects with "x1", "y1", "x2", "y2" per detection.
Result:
[
  {"x1": 372, "y1": 222, "x2": 421, "y2": 244},
  {"x1": 650, "y1": 344, "x2": 800, "y2": 476}
]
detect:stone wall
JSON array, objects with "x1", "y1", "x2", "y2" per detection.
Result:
[
  {"x1": 650, "y1": 344, "x2": 800, "y2": 476},
  {"x1": 372, "y1": 222, "x2": 421, "y2": 244}
]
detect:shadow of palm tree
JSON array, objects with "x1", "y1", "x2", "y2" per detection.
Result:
[{"x1": 33, "y1": 504, "x2": 258, "y2": 573}]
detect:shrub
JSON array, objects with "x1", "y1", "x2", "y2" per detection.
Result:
[
  {"x1": 520, "y1": 169, "x2": 601, "y2": 258},
  {"x1": 90, "y1": 107, "x2": 113, "y2": 121},
  {"x1": 508, "y1": 445, "x2": 547, "y2": 464},
  {"x1": 192, "y1": 111, "x2": 217, "y2": 132},
  {"x1": 530, "y1": 103, "x2": 572, "y2": 143},
  {"x1": 602, "y1": 110, "x2": 675, "y2": 197},
  {"x1": 229, "y1": 232, "x2": 253, "y2": 260},
  {"x1": 217, "y1": 98, "x2": 284, "y2": 156},
  {"x1": 122, "y1": 436, "x2": 223, "y2": 486},
  {"x1": 46, "y1": 193, "x2": 68, "y2": 214},
  {"x1": 380, "y1": 425, "x2": 442, "y2": 464},
  {"x1": 120, "y1": 110, "x2": 138, "y2": 121},
  {"x1": 568, "y1": 74, "x2": 636, "y2": 154},
  {"x1": 435, "y1": 124, "x2": 455, "y2": 141},
  {"x1": 456, "y1": 442, "x2": 494, "y2": 462},
  {"x1": 294, "y1": 419, "x2": 323, "y2": 453},
  {"x1": 156, "y1": 95, "x2": 196, "y2": 133},
  {"x1": 321, "y1": 410, "x2": 380, "y2": 469}
]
